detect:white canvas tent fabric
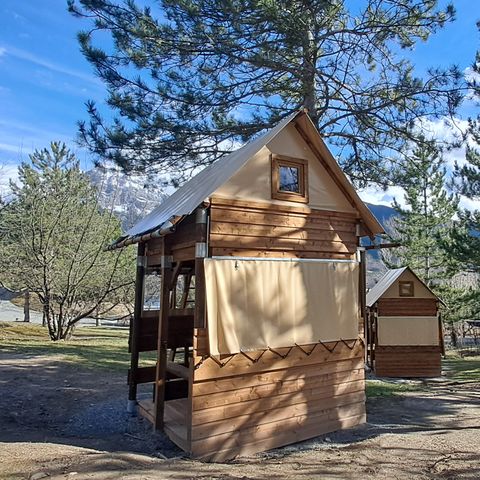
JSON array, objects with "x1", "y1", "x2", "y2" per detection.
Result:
[
  {"x1": 204, "y1": 258, "x2": 360, "y2": 356},
  {"x1": 377, "y1": 316, "x2": 439, "y2": 346}
]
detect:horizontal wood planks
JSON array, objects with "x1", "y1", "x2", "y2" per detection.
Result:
[
  {"x1": 377, "y1": 298, "x2": 438, "y2": 317},
  {"x1": 374, "y1": 345, "x2": 441, "y2": 377},
  {"x1": 194, "y1": 340, "x2": 364, "y2": 381},
  {"x1": 196, "y1": 412, "x2": 365, "y2": 462},
  {"x1": 190, "y1": 340, "x2": 366, "y2": 460},
  {"x1": 209, "y1": 198, "x2": 358, "y2": 259},
  {"x1": 193, "y1": 328, "x2": 208, "y2": 357}
]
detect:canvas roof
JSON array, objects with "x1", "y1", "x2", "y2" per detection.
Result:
[
  {"x1": 366, "y1": 266, "x2": 443, "y2": 307},
  {"x1": 111, "y1": 110, "x2": 384, "y2": 248}
]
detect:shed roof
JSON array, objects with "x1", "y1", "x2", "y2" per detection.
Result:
[
  {"x1": 366, "y1": 266, "x2": 443, "y2": 307},
  {"x1": 366, "y1": 268, "x2": 407, "y2": 307},
  {"x1": 111, "y1": 110, "x2": 384, "y2": 249}
]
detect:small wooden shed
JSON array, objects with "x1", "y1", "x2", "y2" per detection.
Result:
[
  {"x1": 365, "y1": 267, "x2": 444, "y2": 378},
  {"x1": 110, "y1": 110, "x2": 384, "y2": 460}
]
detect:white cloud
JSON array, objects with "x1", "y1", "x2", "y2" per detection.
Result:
[
  {"x1": 0, "y1": 44, "x2": 101, "y2": 86},
  {"x1": 459, "y1": 195, "x2": 480, "y2": 212},
  {"x1": 0, "y1": 119, "x2": 69, "y2": 139},
  {"x1": 413, "y1": 116, "x2": 480, "y2": 169},
  {"x1": 0, "y1": 142, "x2": 32, "y2": 154},
  {"x1": 0, "y1": 120, "x2": 74, "y2": 160},
  {"x1": 0, "y1": 47, "x2": 6, "y2": 57},
  {"x1": 0, "y1": 162, "x2": 19, "y2": 199},
  {"x1": 464, "y1": 66, "x2": 480, "y2": 84},
  {"x1": 415, "y1": 116, "x2": 468, "y2": 145},
  {"x1": 358, "y1": 185, "x2": 407, "y2": 209}
]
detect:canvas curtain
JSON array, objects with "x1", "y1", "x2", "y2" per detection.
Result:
[
  {"x1": 204, "y1": 258, "x2": 360, "y2": 356},
  {"x1": 377, "y1": 316, "x2": 439, "y2": 346}
]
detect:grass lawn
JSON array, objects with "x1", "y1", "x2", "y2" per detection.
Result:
[
  {"x1": 366, "y1": 352, "x2": 480, "y2": 397},
  {"x1": 365, "y1": 378, "x2": 421, "y2": 398},
  {"x1": 0, "y1": 321, "x2": 139, "y2": 371},
  {"x1": 2, "y1": 321, "x2": 479, "y2": 387},
  {"x1": 4, "y1": 321, "x2": 419, "y2": 398},
  {"x1": 442, "y1": 353, "x2": 480, "y2": 382}
]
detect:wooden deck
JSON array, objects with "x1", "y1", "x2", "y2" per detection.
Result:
[{"x1": 138, "y1": 398, "x2": 190, "y2": 452}]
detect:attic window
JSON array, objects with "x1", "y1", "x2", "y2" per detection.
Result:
[
  {"x1": 271, "y1": 155, "x2": 308, "y2": 203},
  {"x1": 399, "y1": 281, "x2": 414, "y2": 297}
]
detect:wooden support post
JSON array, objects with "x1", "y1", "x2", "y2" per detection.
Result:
[
  {"x1": 365, "y1": 309, "x2": 372, "y2": 368},
  {"x1": 358, "y1": 248, "x2": 367, "y2": 363},
  {"x1": 128, "y1": 242, "x2": 146, "y2": 413},
  {"x1": 194, "y1": 208, "x2": 208, "y2": 329},
  {"x1": 154, "y1": 244, "x2": 173, "y2": 430}
]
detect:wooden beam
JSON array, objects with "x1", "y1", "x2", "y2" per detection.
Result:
[
  {"x1": 166, "y1": 361, "x2": 190, "y2": 380},
  {"x1": 154, "y1": 243, "x2": 173, "y2": 430},
  {"x1": 128, "y1": 242, "x2": 146, "y2": 411},
  {"x1": 364, "y1": 242, "x2": 400, "y2": 250},
  {"x1": 194, "y1": 208, "x2": 208, "y2": 329},
  {"x1": 358, "y1": 248, "x2": 367, "y2": 364}
]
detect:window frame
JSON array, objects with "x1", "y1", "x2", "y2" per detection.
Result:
[
  {"x1": 399, "y1": 280, "x2": 415, "y2": 297},
  {"x1": 271, "y1": 154, "x2": 309, "y2": 204}
]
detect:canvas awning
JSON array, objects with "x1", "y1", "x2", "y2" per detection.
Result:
[{"x1": 204, "y1": 258, "x2": 360, "y2": 356}]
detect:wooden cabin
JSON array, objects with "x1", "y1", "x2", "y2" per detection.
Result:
[
  {"x1": 110, "y1": 110, "x2": 384, "y2": 461},
  {"x1": 365, "y1": 267, "x2": 445, "y2": 378}
]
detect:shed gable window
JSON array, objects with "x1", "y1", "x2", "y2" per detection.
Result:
[
  {"x1": 399, "y1": 280, "x2": 414, "y2": 297},
  {"x1": 271, "y1": 155, "x2": 308, "y2": 203}
]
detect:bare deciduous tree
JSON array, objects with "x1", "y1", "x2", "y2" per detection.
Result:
[{"x1": 0, "y1": 142, "x2": 135, "y2": 340}]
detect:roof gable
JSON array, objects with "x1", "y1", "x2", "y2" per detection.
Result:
[
  {"x1": 366, "y1": 267, "x2": 442, "y2": 307},
  {"x1": 213, "y1": 122, "x2": 357, "y2": 213},
  {"x1": 124, "y1": 111, "x2": 300, "y2": 239},
  {"x1": 113, "y1": 110, "x2": 384, "y2": 248}
]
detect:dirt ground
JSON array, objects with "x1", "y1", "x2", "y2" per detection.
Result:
[{"x1": 0, "y1": 352, "x2": 479, "y2": 480}]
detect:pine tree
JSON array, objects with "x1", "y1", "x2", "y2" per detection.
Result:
[
  {"x1": 442, "y1": 47, "x2": 480, "y2": 343},
  {"x1": 68, "y1": 0, "x2": 463, "y2": 185},
  {"x1": 0, "y1": 143, "x2": 134, "y2": 340},
  {"x1": 383, "y1": 139, "x2": 458, "y2": 287},
  {"x1": 450, "y1": 48, "x2": 480, "y2": 272}
]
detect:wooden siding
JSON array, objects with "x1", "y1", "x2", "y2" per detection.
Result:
[
  {"x1": 374, "y1": 345, "x2": 441, "y2": 378},
  {"x1": 190, "y1": 340, "x2": 365, "y2": 461},
  {"x1": 209, "y1": 198, "x2": 359, "y2": 259},
  {"x1": 135, "y1": 199, "x2": 367, "y2": 460},
  {"x1": 147, "y1": 216, "x2": 197, "y2": 265},
  {"x1": 193, "y1": 327, "x2": 208, "y2": 357},
  {"x1": 377, "y1": 298, "x2": 438, "y2": 317}
]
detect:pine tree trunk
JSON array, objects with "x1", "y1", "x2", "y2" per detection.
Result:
[
  {"x1": 302, "y1": 26, "x2": 318, "y2": 126},
  {"x1": 450, "y1": 323, "x2": 458, "y2": 348}
]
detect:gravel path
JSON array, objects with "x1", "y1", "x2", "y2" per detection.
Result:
[{"x1": 0, "y1": 352, "x2": 479, "y2": 480}]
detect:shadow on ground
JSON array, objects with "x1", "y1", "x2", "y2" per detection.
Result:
[{"x1": 0, "y1": 351, "x2": 479, "y2": 479}]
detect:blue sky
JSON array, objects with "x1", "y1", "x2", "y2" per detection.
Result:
[{"x1": 0, "y1": 0, "x2": 479, "y2": 205}]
